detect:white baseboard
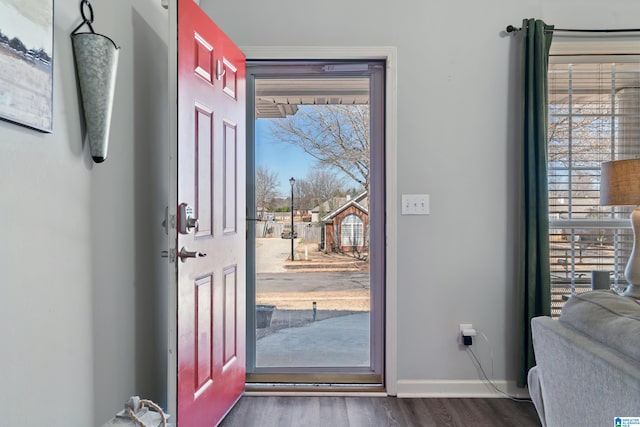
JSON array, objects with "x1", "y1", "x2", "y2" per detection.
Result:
[{"x1": 395, "y1": 380, "x2": 530, "y2": 399}]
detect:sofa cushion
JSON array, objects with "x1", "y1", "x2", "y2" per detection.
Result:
[{"x1": 559, "y1": 290, "x2": 640, "y2": 362}]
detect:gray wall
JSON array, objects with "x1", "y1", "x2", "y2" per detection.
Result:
[
  {"x1": 0, "y1": 0, "x2": 168, "y2": 425},
  {"x1": 2, "y1": 0, "x2": 640, "y2": 424},
  {"x1": 200, "y1": 0, "x2": 640, "y2": 395}
]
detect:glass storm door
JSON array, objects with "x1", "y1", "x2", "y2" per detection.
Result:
[{"x1": 245, "y1": 61, "x2": 385, "y2": 387}]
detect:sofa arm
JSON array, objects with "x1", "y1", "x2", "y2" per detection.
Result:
[
  {"x1": 531, "y1": 316, "x2": 640, "y2": 427},
  {"x1": 527, "y1": 366, "x2": 546, "y2": 427}
]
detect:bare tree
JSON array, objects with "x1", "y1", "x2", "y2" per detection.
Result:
[
  {"x1": 548, "y1": 99, "x2": 614, "y2": 214},
  {"x1": 292, "y1": 179, "x2": 314, "y2": 211},
  {"x1": 294, "y1": 169, "x2": 346, "y2": 210},
  {"x1": 268, "y1": 105, "x2": 369, "y2": 192},
  {"x1": 548, "y1": 99, "x2": 613, "y2": 167},
  {"x1": 255, "y1": 166, "x2": 279, "y2": 217},
  {"x1": 308, "y1": 169, "x2": 347, "y2": 201}
]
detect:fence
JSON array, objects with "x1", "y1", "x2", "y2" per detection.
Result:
[{"x1": 252, "y1": 221, "x2": 322, "y2": 243}]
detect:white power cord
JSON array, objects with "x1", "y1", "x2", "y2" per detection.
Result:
[{"x1": 465, "y1": 331, "x2": 532, "y2": 403}]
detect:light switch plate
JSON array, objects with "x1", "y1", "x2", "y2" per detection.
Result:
[{"x1": 402, "y1": 194, "x2": 430, "y2": 215}]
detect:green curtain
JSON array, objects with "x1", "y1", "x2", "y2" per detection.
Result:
[{"x1": 516, "y1": 18, "x2": 553, "y2": 388}]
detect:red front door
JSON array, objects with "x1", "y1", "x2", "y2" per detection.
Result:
[{"x1": 176, "y1": 1, "x2": 246, "y2": 425}]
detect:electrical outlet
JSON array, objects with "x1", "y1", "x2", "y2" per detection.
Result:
[
  {"x1": 459, "y1": 323, "x2": 472, "y2": 344},
  {"x1": 459, "y1": 323, "x2": 473, "y2": 334},
  {"x1": 459, "y1": 323, "x2": 476, "y2": 346}
]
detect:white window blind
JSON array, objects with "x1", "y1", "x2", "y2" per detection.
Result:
[{"x1": 548, "y1": 57, "x2": 640, "y2": 316}]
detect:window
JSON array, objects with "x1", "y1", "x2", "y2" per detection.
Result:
[
  {"x1": 548, "y1": 56, "x2": 640, "y2": 316},
  {"x1": 341, "y1": 214, "x2": 363, "y2": 247}
]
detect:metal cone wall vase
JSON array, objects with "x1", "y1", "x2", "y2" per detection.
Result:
[{"x1": 72, "y1": 33, "x2": 119, "y2": 163}]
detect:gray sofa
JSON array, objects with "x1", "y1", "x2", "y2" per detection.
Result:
[{"x1": 528, "y1": 291, "x2": 640, "y2": 427}]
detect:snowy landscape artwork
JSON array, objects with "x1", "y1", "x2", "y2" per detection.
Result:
[{"x1": 0, "y1": 0, "x2": 53, "y2": 132}]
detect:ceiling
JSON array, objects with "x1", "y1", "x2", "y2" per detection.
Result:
[{"x1": 255, "y1": 78, "x2": 370, "y2": 118}]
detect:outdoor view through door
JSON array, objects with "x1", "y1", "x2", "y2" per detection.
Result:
[{"x1": 246, "y1": 61, "x2": 385, "y2": 385}]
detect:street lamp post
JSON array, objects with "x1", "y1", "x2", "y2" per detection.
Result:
[{"x1": 289, "y1": 177, "x2": 295, "y2": 261}]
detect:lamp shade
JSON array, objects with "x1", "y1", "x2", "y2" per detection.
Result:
[{"x1": 600, "y1": 158, "x2": 640, "y2": 206}]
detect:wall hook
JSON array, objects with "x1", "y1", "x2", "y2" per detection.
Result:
[{"x1": 71, "y1": 0, "x2": 96, "y2": 35}]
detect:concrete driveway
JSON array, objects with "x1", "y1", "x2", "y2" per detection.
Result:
[
  {"x1": 256, "y1": 237, "x2": 295, "y2": 273},
  {"x1": 256, "y1": 237, "x2": 367, "y2": 274}
]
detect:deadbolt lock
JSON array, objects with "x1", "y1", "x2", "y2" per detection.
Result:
[{"x1": 178, "y1": 203, "x2": 199, "y2": 234}]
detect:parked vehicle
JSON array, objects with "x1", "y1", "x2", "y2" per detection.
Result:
[{"x1": 281, "y1": 224, "x2": 297, "y2": 239}]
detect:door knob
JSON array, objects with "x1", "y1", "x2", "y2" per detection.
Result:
[
  {"x1": 186, "y1": 216, "x2": 199, "y2": 230},
  {"x1": 179, "y1": 246, "x2": 207, "y2": 263}
]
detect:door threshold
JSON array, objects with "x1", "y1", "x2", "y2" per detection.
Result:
[{"x1": 245, "y1": 383, "x2": 387, "y2": 396}]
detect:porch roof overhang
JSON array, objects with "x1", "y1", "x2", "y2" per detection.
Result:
[{"x1": 255, "y1": 78, "x2": 370, "y2": 118}]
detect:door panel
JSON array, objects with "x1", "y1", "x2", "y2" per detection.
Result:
[
  {"x1": 223, "y1": 120, "x2": 237, "y2": 233},
  {"x1": 222, "y1": 58, "x2": 238, "y2": 98},
  {"x1": 177, "y1": 0, "x2": 246, "y2": 425},
  {"x1": 223, "y1": 266, "x2": 238, "y2": 365},
  {"x1": 195, "y1": 104, "x2": 214, "y2": 239},
  {"x1": 195, "y1": 275, "x2": 213, "y2": 394}
]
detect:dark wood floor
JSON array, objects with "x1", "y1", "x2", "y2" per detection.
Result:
[{"x1": 219, "y1": 396, "x2": 542, "y2": 427}]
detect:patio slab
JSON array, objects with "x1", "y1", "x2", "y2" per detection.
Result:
[{"x1": 256, "y1": 312, "x2": 370, "y2": 367}]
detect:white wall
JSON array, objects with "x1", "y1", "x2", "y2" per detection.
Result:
[
  {"x1": 200, "y1": 0, "x2": 640, "y2": 396},
  {"x1": 0, "y1": 0, "x2": 169, "y2": 425}
]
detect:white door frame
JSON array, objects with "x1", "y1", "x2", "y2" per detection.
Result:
[{"x1": 242, "y1": 46, "x2": 398, "y2": 395}]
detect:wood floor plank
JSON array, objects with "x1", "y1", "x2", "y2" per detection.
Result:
[
  {"x1": 344, "y1": 396, "x2": 380, "y2": 426},
  {"x1": 422, "y1": 398, "x2": 457, "y2": 427},
  {"x1": 288, "y1": 397, "x2": 321, "y2": 427},
  {"x1": 449, "y1": 398, "x2": 503, "y2": 427},
  {"x1": 442, "y1": 398, "x2": 477, "y2": 426},
  {"x1": 465, "y1": 397, "x2": 509, "y2": 427},
  {"x1": 227, "y1": 396, "x2": 293, "y2": 427},
  {"x1": 218, "y1": 396, "x2": 262, "y2": 426},
  {"x1": 395, "y1": 398, "x2": 437, "y2": 427},
  {"x1": 484, "y1": 398, "x2": 541, "y2": 427},
  {"x1": 269, "y1": 396, "x2": 297, "y2": 426},
  {"x1": 357, "y1": 396, "x2": 409, "y2": 426},
  {"x1": 319, "y1": 396, "x2": 350, "y2": 427},
  {"x1": 218, "y1": 396, "x2": 542, "y2": 427}
]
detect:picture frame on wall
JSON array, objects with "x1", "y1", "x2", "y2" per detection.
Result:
[{"x1": 0, "y1": 0, "x2": 54, "y2": 133}]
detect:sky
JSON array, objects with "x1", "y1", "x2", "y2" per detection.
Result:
[
  {"x1": 256, "y1": 118, "x2": 320, "y2": 197},
  {"x1": 0, "y1": 0, "x2": 52, "y2": 52}
]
